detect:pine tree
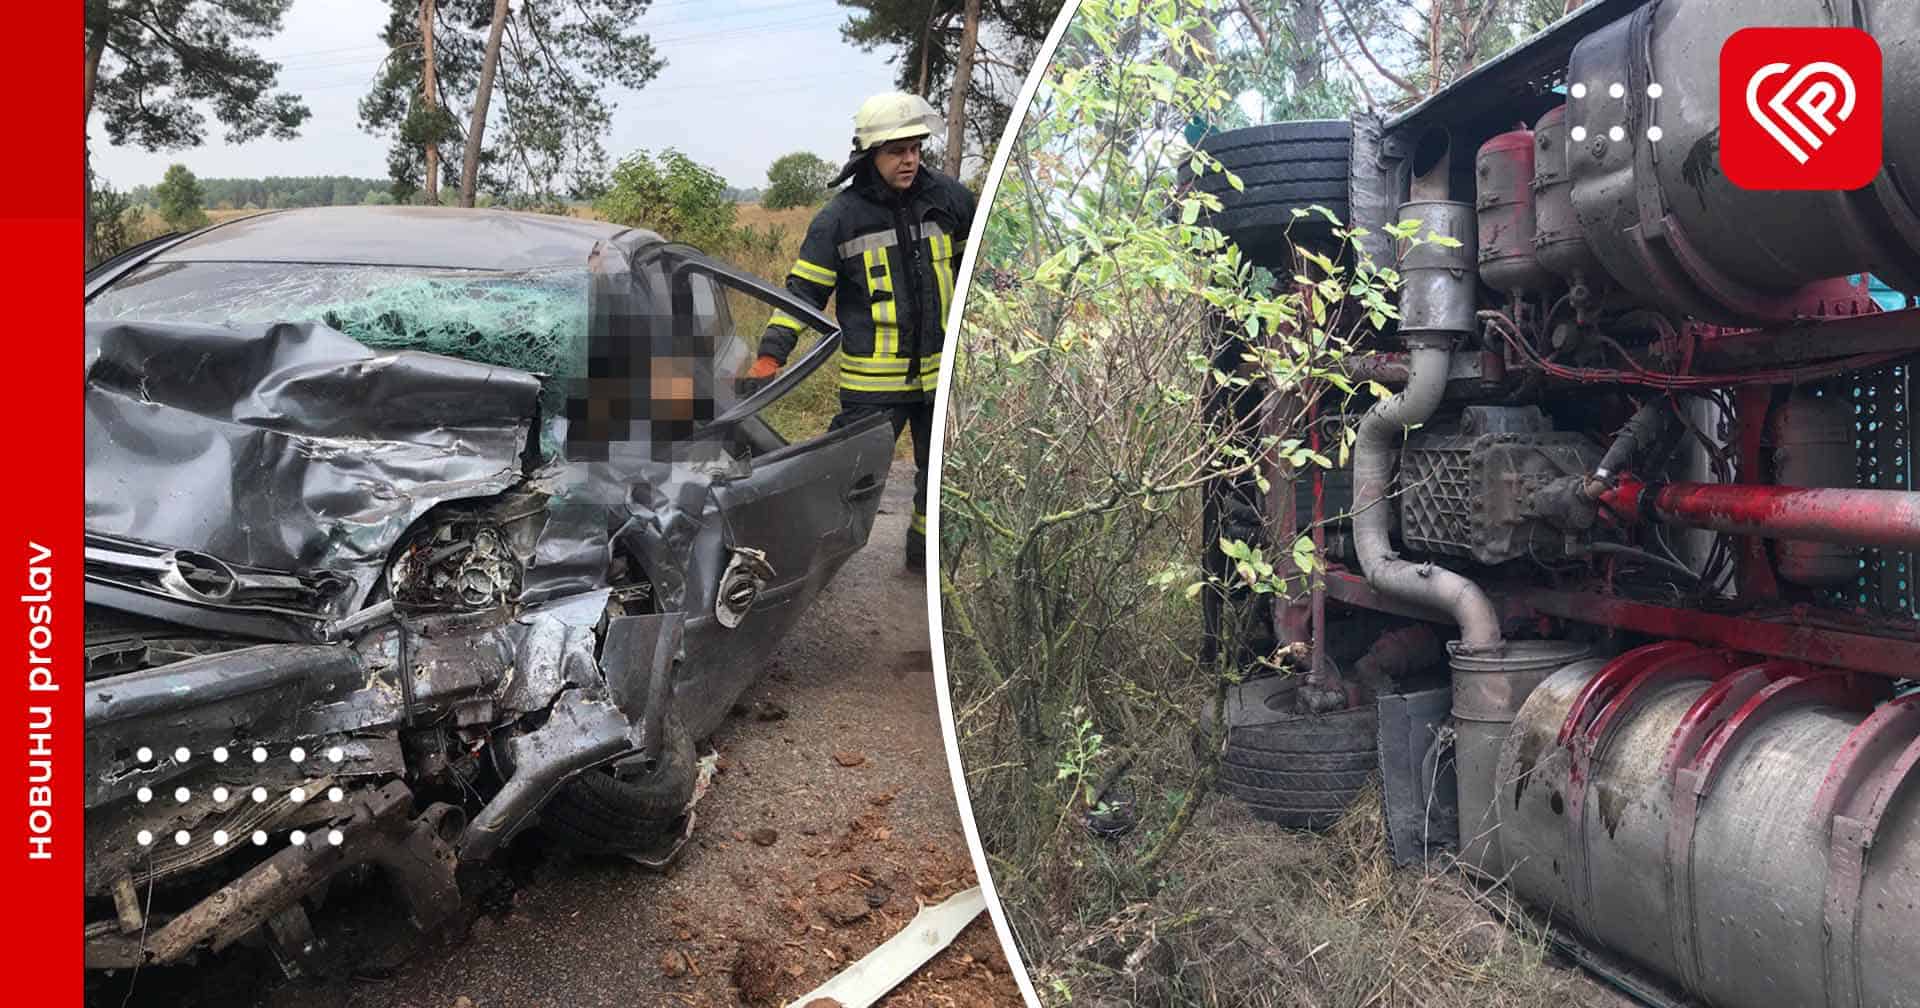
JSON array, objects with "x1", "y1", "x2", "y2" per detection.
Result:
[
  {"x1": 83, "y1": 0, "x2": 310, "y2": 262},
  {"x1": 359, "y1": 0, "x2": 664, "y2": 207}
]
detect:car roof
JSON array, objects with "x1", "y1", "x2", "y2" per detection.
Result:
[{"x1": 151, "y1": 206, "x2": 662, "y2": 271}]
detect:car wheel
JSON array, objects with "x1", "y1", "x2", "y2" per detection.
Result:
[
  {"x1": 540, "y1": 714, "x2": 697, "y2": 855},
  {"x1": 1191, "y1": 120, "x2": 1353, "y2": 266},
  {"x1": 1210, "y1": 682, "x2": 1376, "y2": 830}
]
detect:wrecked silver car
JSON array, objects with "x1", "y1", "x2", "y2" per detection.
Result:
[{"x1": 82, "y1": 207, "x2": 895, "y2": 973}]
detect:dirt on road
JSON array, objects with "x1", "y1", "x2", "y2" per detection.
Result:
[{"x1": 106, "y1": 460, "x2": 1023, "y2": 1008}]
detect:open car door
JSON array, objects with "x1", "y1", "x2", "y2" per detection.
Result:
[{"x1": 648, "y1": 249, "x2": 897, "y2": 734}]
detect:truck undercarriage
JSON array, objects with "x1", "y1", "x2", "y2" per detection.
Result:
[{"x1": 1200, "y1": 2, "x2": 1920, "y2": 1005}]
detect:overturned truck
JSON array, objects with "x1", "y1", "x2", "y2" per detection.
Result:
[
  {"x1": 81, "y1": 208, "x2": 896, "y2": 975},
  {"x1": 1200, "y1": 2, "x2": 1920, "y2": 1006}
]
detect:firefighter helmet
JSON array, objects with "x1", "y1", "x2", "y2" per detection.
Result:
[{"x1": 852, "y1": 92, "x2": 943, "y2": 152}]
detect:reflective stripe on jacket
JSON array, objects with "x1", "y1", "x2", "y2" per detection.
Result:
[{"x1": 757, "y1": 163, "x2": 975, "y2": 404}]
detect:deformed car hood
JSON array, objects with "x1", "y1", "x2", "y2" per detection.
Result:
[{"x1": 85, "y1": 319, "x2": 542, "y2": 609}]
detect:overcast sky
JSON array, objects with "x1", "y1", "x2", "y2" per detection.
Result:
[{"x1": 89, "y1": 0, "x2": 913, "y2": 190}]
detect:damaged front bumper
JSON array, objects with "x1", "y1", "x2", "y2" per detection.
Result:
[
  {"x1": 82, "y1": 594, "x2": 686, "y2": 970},
  {"x1": 86, "y1": 782, "x2": 463, "y2": 970}
]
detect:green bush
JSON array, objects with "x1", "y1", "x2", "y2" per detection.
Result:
[
  {"x1": 762, "y1": 151, "x2": 835, "y2": 210},
  {"x1": 153, "y1": 163, "x2": 209, "y2": 232},
  {"x1": 594, "y1": 148, "x2": 737, "y2": 250},
  {"x1": 939, "y1": 1, "x2": 1418, "y2": 1000},
  {"x1": 86, "y1": 177, "x2": 142, "y2": 269}
]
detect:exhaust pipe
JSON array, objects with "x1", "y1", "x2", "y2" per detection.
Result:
[{"x1": 1353, "y1": 199, "x2": 1503, "y2": 654}]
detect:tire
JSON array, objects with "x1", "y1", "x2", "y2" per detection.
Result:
[
  {"x1": 1218, "y1": 762, "x2": 1373, "y2": 792},
  {"x1": 1190, "y1": 120, "x2": 1353, "y2": 267},
  {"x1": 540, "y1": 715, "x2": 697, "y2": 855},
  {"x1": 1213, "y1": 691, "x2": 1376, "y2": 830}
]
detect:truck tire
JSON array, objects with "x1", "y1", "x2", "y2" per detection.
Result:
[
  {"x1": 1210, "y1": 679, "x2": 1376, "y2": 830},
  {"x1": 1191, "y1": 121, "x2": 1353, "y2": 267},
  {"x1": 540, "y1": 715, "x2": 697, "y2": 855}
]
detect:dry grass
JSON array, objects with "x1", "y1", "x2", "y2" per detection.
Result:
[
  {"x1": 1024, "y1": 793, "x2": 1623, "y2": 1008},
  {"x1": 206, "y1": 207, "x2": 264, "y2": 224},
  {"x1": 733, "y1": 203, "x2": 816, "y2": 231}
]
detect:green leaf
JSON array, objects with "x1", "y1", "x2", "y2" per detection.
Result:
[{"x1": 1291, "y1": 536, "x2": 1318, "y2": 575}]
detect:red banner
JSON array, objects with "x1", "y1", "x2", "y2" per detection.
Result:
[{"x1": 3, "y1": 3, "x2": 83, "y2": 998}]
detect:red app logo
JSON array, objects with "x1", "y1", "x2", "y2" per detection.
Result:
[{"x1": 1720, "y1": 27, "x2": 1881, "y2": 190}]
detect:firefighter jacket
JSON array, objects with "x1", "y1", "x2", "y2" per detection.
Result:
[{"x1": 757, "y1": 162, "x2": 975, "y2": 404}]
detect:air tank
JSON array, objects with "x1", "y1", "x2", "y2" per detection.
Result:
[
  {"x1": 1475, "y1": 130, "x2": 1554, "y2": 297},
  {"x1": 1530, "y1": 106, "x2": 1602, "y2": 289}
]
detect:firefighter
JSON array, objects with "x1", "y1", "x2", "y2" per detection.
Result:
[{"x1": 744, "y1": 92, "x2": 975, "y2": 572}]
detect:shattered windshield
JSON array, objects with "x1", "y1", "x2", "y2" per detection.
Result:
[{"x1": 88, "y1": 262, "x2": 588, "y2": 406}]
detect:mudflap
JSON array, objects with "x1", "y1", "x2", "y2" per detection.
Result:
[{"x1": 1377, "y1": 686, "x2": 1459, "y2": 866}]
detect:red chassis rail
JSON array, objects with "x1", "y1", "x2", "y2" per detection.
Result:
[{"x1": 1599, "y1": 477, "x2": 1920, "y2": 552}]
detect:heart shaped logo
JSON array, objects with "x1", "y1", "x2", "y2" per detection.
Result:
[
  {"x1": 1721, "y1": 28, "x2": 1881, "y2": 191},
  {"x1": 1745, "y1": 61, "x2": 1857, "y2": 165}
]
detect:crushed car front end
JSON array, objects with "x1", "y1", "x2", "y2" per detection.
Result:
[{"x1": 81, "y1": 208, "x2": 894, "y2": 974}]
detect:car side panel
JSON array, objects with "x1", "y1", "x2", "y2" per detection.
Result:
[{"x1": 672, "y1": 414, "x2": 896, "y2": 739}]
